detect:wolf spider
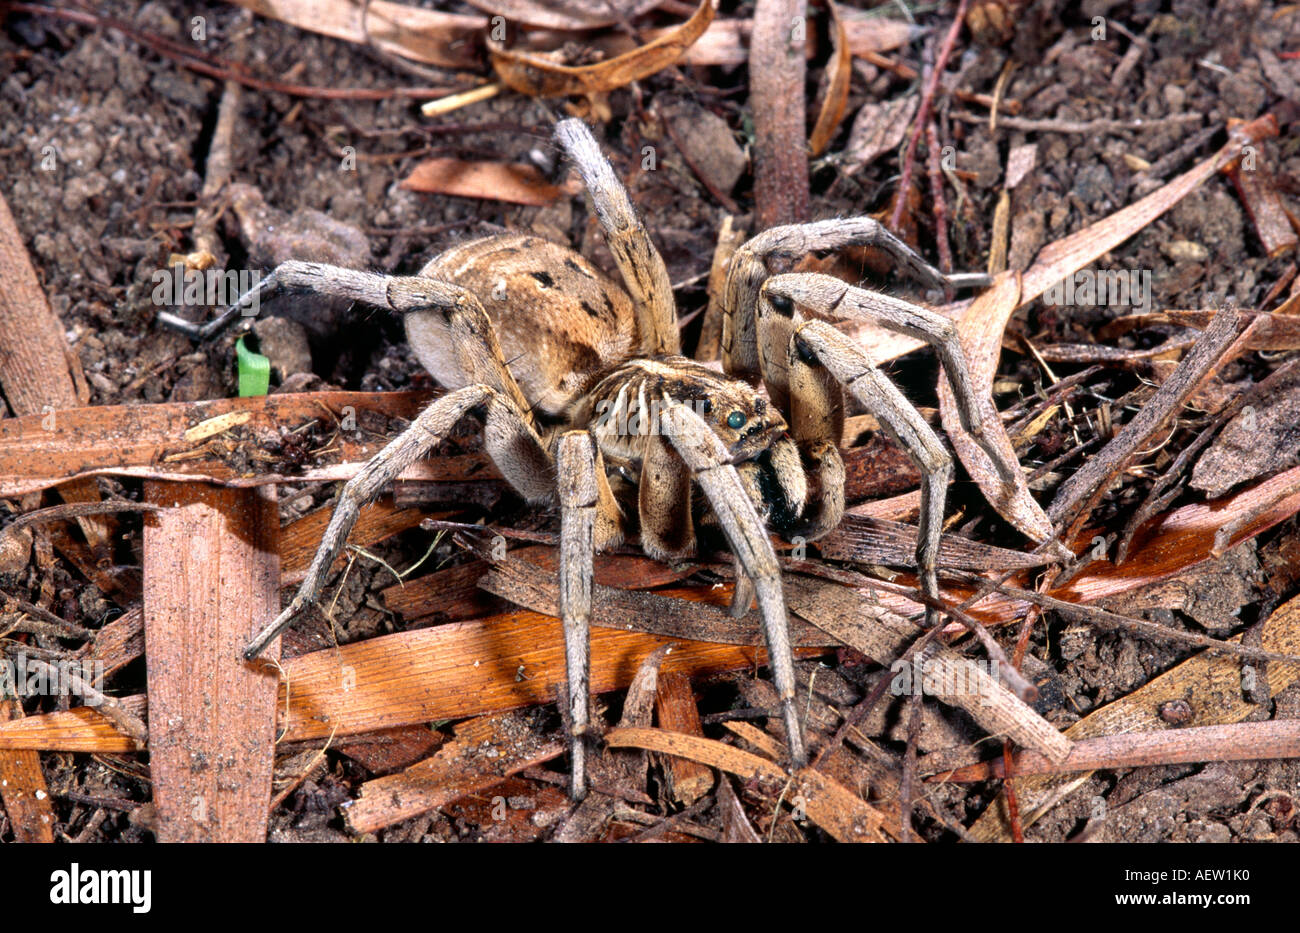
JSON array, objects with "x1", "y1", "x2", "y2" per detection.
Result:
[{"x1": 162, "y1": 119, "x2": 1016, "y2": 800}]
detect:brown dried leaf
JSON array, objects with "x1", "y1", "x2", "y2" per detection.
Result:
[
  {"x1": 808, "y1": 0, "x2": 852, "y2": 157},
  {"x1": 937, "y1": 271, "x2": 1053, "y2": 542},
  {"x1": 839, "y1": 96, "x2": 917, "y2": 174},
  {"x1": 488, "y1": 0, "x2": 714, "y2": 97},
  {"x1": 463, "y1": 0, "x2": 664, "y2": 30},
  {"x1": 401, "y1": 158, "x2": 568, "y2": 205},
  {"x1": 232, "y1": 0, "x2": 481, "y2": 69}
]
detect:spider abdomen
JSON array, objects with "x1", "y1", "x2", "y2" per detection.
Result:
[{"x1": 415, "y1": 233, "x2": 638, "y2": 417}]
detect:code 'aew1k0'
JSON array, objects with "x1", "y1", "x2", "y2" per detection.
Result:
[{"x1": 162, "y1": 119, "x2": 1016, "y2": 799}]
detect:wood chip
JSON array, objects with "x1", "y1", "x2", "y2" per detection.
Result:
[
  {"x1": 654, "y1": 671, "x2": 714, "y2": 804},
  {"x1": 143, "y1": 482, "x2": 281, "y2": 842},
  {"x1": 0, "y1": 699, "x2": 54, "y2": 842}
]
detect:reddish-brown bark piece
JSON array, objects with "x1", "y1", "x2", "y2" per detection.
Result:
[
  {"x1": 143, "y1": 482, "x2": 281, "y2": 842},
  {"x1": 0, "y1": 700, "x2": 55, "y2": 842},
  {"x1": 654, "y1": 671, "x2": 714, "y2": 804},
  {"x1": 750, "y1": 0, "x2": 810, "y2": 228}
]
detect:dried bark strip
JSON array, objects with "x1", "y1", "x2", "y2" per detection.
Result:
[
  {"x1": 750, "y1": 0, "x2": 810, "y2": 228},
  {"x1": 0, "y1": 390, "x2": 499, "y2": 498},
  {"x1": 275, "y1": 603, "x2": 826, "y2": 744},
  {"x1": 74, "y1": 607, "x2": 144, "y2": 678},
  {"x1": 931, "y1": 719, "x2": 1300, "y2": 781},
  {"x1": 784, "y1": 577, "x2": 1072, "y2": 763},
  {"x1": 0, "y1": 699, "x2": 54, "y2": 842},
  {"x1": 345, "y1": 711, "x2": 563, "y2": 834},
  {"x1": 381, "y1": 558, "x2": 504, "y2": 623},
  {"x1": 143, "y1": 482, "x2": 281, "y2": 842},
  {"x1": 1048, "y1": 308, "x2": 1244, "y2": 532},
  {"x1": 816, "y1": 513, "x2": 1053, "y2": 570},
  {"x1": 937, "y1": 271, "x2": 1054, "y2": 543},
  {"x1": 478, "y1": 556, "x2": 836, "y2": 647},
  {"x1": 280, "y1": 494, "x2": 433, "y2": 586}
]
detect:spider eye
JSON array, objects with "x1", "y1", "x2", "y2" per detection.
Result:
[
  {"x1": 726, "y1": 411, "x2": 746, "y2": 430},
  {"x1": 700, "y1": 398, "x2": 713, "y2": 414}
]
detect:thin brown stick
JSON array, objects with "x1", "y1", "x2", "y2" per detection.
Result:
[
  {"x1": 888, "y1": 0, "x2": 968, "y2": 232},
  {"x1": 932, "y1": 720, "x2": 1300, "y2": 781},
  {"x1": 925, "y1": 121, "x2": 952, "y2": 274}
]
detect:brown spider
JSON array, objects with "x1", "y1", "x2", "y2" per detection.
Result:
[{"x1": 161, "y1": 119, "x2": 1016, "y2": 800}]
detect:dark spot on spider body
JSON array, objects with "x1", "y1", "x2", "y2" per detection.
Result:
[
  {"x1": 768, "y1": 292, "x2": 795, "y2": 317},
  {"x1": 580, "y1": 300, "x2": 601, "y2": 318},
  {"x1": 530, "y1": 271, "x2": 555, "y2": 288},
  {"x1": 794, "y1": 335, "x2": 819, "y2": 365}
]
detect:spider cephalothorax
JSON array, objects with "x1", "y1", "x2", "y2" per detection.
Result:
[{"x1": 161, "y1": 118, "x2": 1016, "y2": 801}]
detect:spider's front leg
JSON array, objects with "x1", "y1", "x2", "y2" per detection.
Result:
[
  {"x1": 554, "y1": 431, "x2": 626, "y2": 801},
  {"x1": 157, "y1": 261, "x2": 408, "y2": 342},
  {"x1": 553, "y1": 118, "x2": 679, "y2": 356},
  {"x1": 656, "y1": 402, "x2": 807, "y2": 769},
  {"x1": 766, "y1": 272, "x2": 1016, "y2": 483}
]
